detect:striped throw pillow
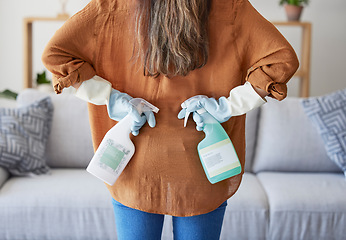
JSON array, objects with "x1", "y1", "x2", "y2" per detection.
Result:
[
  {"x1": 0, "y1": 97, "x2": 53, "y2": 175},
  {"x1": 301, "y1": 89, "x2": 346, "y2": 177}
]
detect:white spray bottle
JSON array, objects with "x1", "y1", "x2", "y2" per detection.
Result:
[
  {"x1": 182, "y1": 95, "x2": 241, "y2": 184},
  {"x1": 87, "y1": 98, "x2": 159, "y2": 185}
]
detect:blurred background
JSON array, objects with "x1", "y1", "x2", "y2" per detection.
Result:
[{"x1": 0, "y1": 0, "x2": 345, "y2": 105}]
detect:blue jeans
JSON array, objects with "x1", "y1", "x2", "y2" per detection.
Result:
[{"x1": 112, "y1": 198, "x2": 227, "y2": 240}]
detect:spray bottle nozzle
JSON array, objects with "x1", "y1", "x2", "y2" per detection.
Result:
[
  {"x1": 130, "y1": 98, "x2": 159, "y2": 115},
  {"x1": 181, "y1": 95, "x2": 208, "y2": 127}
]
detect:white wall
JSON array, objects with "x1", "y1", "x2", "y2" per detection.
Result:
[
  {"x1": 251, "y1": 0, "x2": 346, "y2": 97},
  {"x1": 0, "y1": 0, "x2": 345, "y2": 100},
  {"x1": 0, "y1": 0, "x2": 90, "y2": 98}
]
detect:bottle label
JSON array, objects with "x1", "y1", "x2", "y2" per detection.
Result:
[
  {"x1": 98, "y1": 139, "x2": 130, "y2": 175},
  {"x1": 199, "y1": 139, "x2": 240, "y2": 178}
]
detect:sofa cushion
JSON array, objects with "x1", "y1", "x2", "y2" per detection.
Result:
[
  {"x1": 245, "y1": 108, "x2": 260, "y2": 172},
  {"x1": 257, "y1": 172, "x2": 346, "y2": 240},
  {"x1": 17, "y1": 89, "x2": 94, "y2": 168},
  {"x1": 0, "y1": 169, "x2": 116, "y2": 240},
  {"x1": 301, "y1": 88, "x2": 346, "y2": 176},
  {"x1": 252, "y1": 98, "x2": 341, "y2": 173},
  {"x1": 0, "y1": 97, "x2": 53, "y2": 175},
  {"x1": 221, "y1": 173, "x2": 269, "y2": 240}
]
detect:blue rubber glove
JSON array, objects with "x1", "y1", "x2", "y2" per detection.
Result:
[
  {"x1": 107, "y1": 89, "x2": 156, "y2": 136},
  {"x1": 178, "y1": 82, "x2": 266, "y2": 131},
  {"x1": 75, "y1": 76, "x2": 156, "y2": 136},
  {"x1": 178, "y1": 97, "x2": 231, "y2": 131}
]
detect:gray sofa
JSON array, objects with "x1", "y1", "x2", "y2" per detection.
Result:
[{"x1": 0, "y1": 88, "x2": 345, "y2": 240}]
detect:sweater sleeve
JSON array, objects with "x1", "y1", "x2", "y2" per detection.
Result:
[
  {"x1": 41, "y1": 3, "x2": 98, "y2": 94},
  {"x1": 236, "y1": 0, "x2": 299, "y2": 101}
]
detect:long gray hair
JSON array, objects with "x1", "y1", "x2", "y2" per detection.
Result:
[{"x1": 134, "y1": 0, "x2": 211, "y2": 77}]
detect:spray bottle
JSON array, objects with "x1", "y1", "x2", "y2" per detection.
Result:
[
  {"x1": 182, "y1": 95, "x2": 241, "y2": 184},
  {"x1": 87, "y1": 98, "x2": 159, "y2": 185}
]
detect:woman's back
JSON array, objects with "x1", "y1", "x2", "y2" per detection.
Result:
[{"x1": 42, "y1": 0, "x2": 299, "y2": 216}]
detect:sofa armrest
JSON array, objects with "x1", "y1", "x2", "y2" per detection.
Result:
[{"x1": 0, "y1": 167, "x2": 10, "y2": 188}]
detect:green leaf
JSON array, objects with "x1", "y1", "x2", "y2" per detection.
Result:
[
  {"x1": 36, "y1": 71, "x2": 51, "y2": 84},
  {"x1": 0, "y1": 89, "x2": 18, "y2": 100},
  {"x1": 280, "y1": 0, "x2": 309, "y2": 6}
]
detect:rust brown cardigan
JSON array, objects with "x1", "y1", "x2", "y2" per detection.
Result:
[{"x1": 42, "y1": 0, "x2": 299, "y2": 217}]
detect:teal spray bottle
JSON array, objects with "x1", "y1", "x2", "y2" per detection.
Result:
[
  {"x1": 87, "y1": 98, "x2": 159, "y2": 185},
  {"x1": 182, "y1": 96, "x2": 241, "y2": 184}
]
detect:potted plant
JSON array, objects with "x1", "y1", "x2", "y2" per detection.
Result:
[{"x1": 280, "y1": 0, "x2": 309, "y2": 21}]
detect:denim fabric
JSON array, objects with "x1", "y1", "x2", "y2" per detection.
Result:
[{"x1": 112, "y1": 198, "x2": 227, "y2": 240}]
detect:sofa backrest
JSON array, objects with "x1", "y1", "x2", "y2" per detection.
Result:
[
  {"x1": 245, "y1": 107, "x2": 260, "y2": 172},
  {"x1": 17, "y1": 89, "x2": 94, "y2": 168},
  {"x1": 17, "y1": 89, "x2": 338, "y2": 173},
  {"x1": 251, "y1": 97, "x2": 341, "y2": 173}
]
